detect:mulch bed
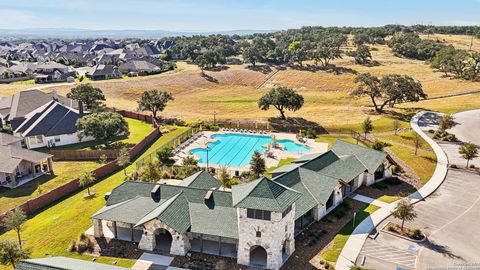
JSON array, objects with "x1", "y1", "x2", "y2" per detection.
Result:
[
  {"x1": 88, "y1": 236, "x2": 144, "y2": 260},
  {"x1": 281, "y1": 199, "x2": 366, "y2": 270},
  {"x1": 170, "y1": 252, "x2": 240, "y2": 270},
  {"x1": 355, "y1": 177, "x2": 417, "y2": 200}
]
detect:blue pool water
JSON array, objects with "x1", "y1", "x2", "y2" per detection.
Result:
[{"x1": 189, "y1": 133, "x2": 310, "y2": 167}]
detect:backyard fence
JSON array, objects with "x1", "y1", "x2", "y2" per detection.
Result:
[
  {"x1": 135, "y1": 127, "x2": 197, "y2": 168},
  {"x1": 50, "y1": 149, "x2": 119, "y2": 161},
  {"x1": 117, "y1": 110, "x2": 156, "y2": 126},
  {"x1": 216, "y1": 119, "x2": 328, "y2": 134},
  {"x1": 0, "y1": 113, "x2": 161, "y2": 230}
]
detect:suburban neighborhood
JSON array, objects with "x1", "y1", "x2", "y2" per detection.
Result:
[{"x1": 1, "y1": 1, "x2": 480, "y2": 270}]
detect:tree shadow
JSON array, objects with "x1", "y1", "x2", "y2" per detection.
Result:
[
  {"x1": 0, "y1": 174, "x2": 56, "y2": 198},
  {"x1": 204, "y1": 65, "x2": 229, "y2": 72},
  {"x1": 267, "y1": 117, "x2": 328, "y2": 134},
  {"x1": 200, "y1": 72, "x2": 219, "y2": 83},
  {"x1": 246, "y1": 64, "x2": 272, "y2": 74},
  {"x1": 289, "y1": 63, "x2": 358, "y2": 75},
  {"x1": 420, "y1": 240, "x2": 464, "y2": 260}
]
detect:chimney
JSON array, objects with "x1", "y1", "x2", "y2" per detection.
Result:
[
  {"x1": 151, "y1": 184, "x2": 161, "y2": 202},
  {"x1": 51, "y1": 90, "x2": 59, "y2": 102}
]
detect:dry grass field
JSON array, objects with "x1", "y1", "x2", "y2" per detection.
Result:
[{"x1": 1, "y1": 37, "x2": 480, "y2": 132}]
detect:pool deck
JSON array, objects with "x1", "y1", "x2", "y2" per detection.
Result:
[{"x1": 173, "y1": 131, "x2": 328, "y2": 175}]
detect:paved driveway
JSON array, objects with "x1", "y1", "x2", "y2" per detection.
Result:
[{"x1": 357, "y1": 110, "x2": 480, "y2": 269}]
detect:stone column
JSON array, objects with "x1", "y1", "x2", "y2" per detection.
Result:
[
  {"x1": 31, "y1": 163, "x2": 36, "y2": 177},
  {"x1": 138, "y1": 230, "x2": 156, "y2": 251},
  {"x1": 268, "y1": 245, "x2": 283, "y2": 270},
  {"x1": 93, "y1": 219, "x2": 104, "y2": 237},
  {"x1": 170, "y1": 233, "x2": 190, "y2": 255},
  {"x1": 47, "y1": 158, "x2": 54, "y2": 174}
]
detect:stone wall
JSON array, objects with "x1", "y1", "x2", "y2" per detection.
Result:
[
  {"x1": 236, "y1": 204, "x2": 296, "y2": 270},
  {"x1": 138, "y1": 219, "x2": 190, "y2": 256}
]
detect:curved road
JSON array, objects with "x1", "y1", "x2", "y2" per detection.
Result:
[{"x1": 357, "y1": 110, "x2": 480, "y2": 269}]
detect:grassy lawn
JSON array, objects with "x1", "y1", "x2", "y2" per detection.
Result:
[
  {"x1": 387, "y1": 144, "x2": 437, "y2": 184},
  {"x1": 45, "y1": 118, "x2": 153, "y2": 151},
  {"x1": 377, "y1": 195, "x2": 401, "y2": 203},
  {"x1": 266, "y1": 158, "x2": 296, "y2": 173},
  {"x1": 320, "y1": 204, "x2": 380, "y2": 263},
  {"x1": 0, "y1": 161, "x2": 100, "y2": 213},
  {"x1": 376, "y1": 130, "x2": 429, "y2": 148},
  {"x1": 0, "y1": 126, "x2": 187, "y2": 269},
  {"x1": 315, "y1": 134, "x2": 359, "y2": 148}
]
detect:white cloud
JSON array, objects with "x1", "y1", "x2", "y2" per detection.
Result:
[
  {"x1": 66, "y1": 0, "x2": 88, "y2": 10},
  {"x1": 0, "y1": 9, "x2": 35, "y2": 27}
]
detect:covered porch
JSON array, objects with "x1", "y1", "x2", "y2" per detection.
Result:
[
  {"x1": 87, "y1": 219, "x2": 143, "y2": 243},
  {"x1": 0, "y1": 154, "x2": 53, "y2": 188},
  {"x1": 190, "y1": 233, "x2": 237, "y2": 258},
  {"x1": 295, "y1": 209, "x2": 315, "y2": 235}
]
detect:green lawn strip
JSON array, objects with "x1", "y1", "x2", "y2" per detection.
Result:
[
  {"x1": 39, "y1": 118, "x2": 153, "y2": 151},
  {"x1": 320, "y1": 204, "x2": 380, "y2": 263},
  {"x1": 266, "y1": 158, "x2": 296, "y2": 173},
  {"x1": 0, "y1": 161, "x2": 100, "y2": 213},
  {"x1": 325, "y1": 116, "x2": 410, "y2": 134},
  {"x1": 376, "y1": 195, "x2": 401, "y2": 204},
  {"x1": 0, "y1": 127, "x2": 185, "y2": 269},
  {"x1": 386, "y1": 144, "x2": 437, "y2": 184},
  {"x1": 376, "y1": 130, "x2": 429, "y2": 149}
]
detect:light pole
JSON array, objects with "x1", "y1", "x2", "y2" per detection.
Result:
[
  {"x1": 206, "y1": 145, "x2": 209, "y2": 172},
  {"x1": 352, "y1": 212, "x2": 357, "y2": 228}
]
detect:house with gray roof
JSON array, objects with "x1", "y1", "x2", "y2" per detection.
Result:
[
  {"x1": 118, "y1": 60, "x2": 161, "y2": 76},
  {"x1": 0, "y1": 89, "x2": 77, "y2": 133},
  {"x1": 91, "y1": 141, "x2": 392, "y2": 269},
  {"x1": 0, "y1": 133, "x2": 52, "y2": 188},
  {"x1": 13, "y1": 100, "x2": 92, "y2": 149},
  {"x1": 16, "y1": 256, "x2": 129, "y2": 270},
  {"x1": 86, "y1": 64, "x2": 122, "y2": 80}
]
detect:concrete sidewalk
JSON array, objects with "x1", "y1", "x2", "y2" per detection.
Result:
[
  {"x1": 351, "y1": 194, "x2": 390, "y2": 208},
  {"x1": 335, "y1": 111, "x2": 449, "y2": 270},
  {"x1": 132, "y1": 252, "x2": 175, "y2": 270}
]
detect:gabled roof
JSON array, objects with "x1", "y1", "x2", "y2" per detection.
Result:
[
  {"x1": 319, "y1": 154, "x2": 368, "y2": 182},
  {"x1": 17, "y1": 257, "x2": 130, "y2": 270},
  {"x1": 331, "y1": 140, "x2": 387, "y2": 173},
  {"x1": 232, "y1": 177, "x2": 301, "y2": 212},
  {"x1": 301, "y1": 151, "x2": 340, "y2": 172},
  {"x1": 0, "y1": 133, "x2": 23, "y2": 146},
  {"x1": 16, "y1": 101, "x2": 81, "y2": 137},
  {"x1": 0, "y1": 145, "x2": 51, "y2": 173},
  {"x1": 178, "y1": 170, "x2": 220, "y2": 189},
  {"x1": 6, "y1": 89, "x2": 77, "y2": 121}
]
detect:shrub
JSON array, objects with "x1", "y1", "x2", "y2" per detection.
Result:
[
  {"x1": 428, "y1": 129, "x2": 435, "y2": 134},
  {"x1": 372, "y1": 181, "x2": 388, "y2": 189},
  {"x1": 156, "y1": 146, "x2": 173, "y2": 164},
  {"x1": 449, "y1": 164, "x2": 458, "y2": 169},
  {"x1": 323, "y1": 214, "x2": 337, "y2": 223},
  {"x1": 470, "y1": 164, "x2": 476, "y2": 169},
  {"x1": 332, "y1": 206, "x2": 347, "y2": 219},
  {"x1": 306, "y1": 128, "x2": 317, "y2": 139},
  {"x1": 68, "y1": 240, "x2": 77, "y2": 252},
  {"x1": 341, "y1": 200, "x2": 353, "y2": 210},
  {"x1": 99, "y1": 154, "x2": 108, "y2": 164},
  {"x1": 411, "y1": 228, "x2": 423, "y2": 240},
  {"x1": 371, "y1": 140, "x2": 390, "y2": 151},
  {"x1": 385, "y1": 177, "x2": 401, "y2": 185}
]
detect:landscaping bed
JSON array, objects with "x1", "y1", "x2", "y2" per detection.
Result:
[
  {"x1": 281, "y1": 199, "x2": 367, "y2": 270},
  {"x1": 170, "y1": 252, "x2": 239, "y2": 270},
  {"x1": 355, "y1": 177, "x2": 417, "y2": 203},
  {"x1": 382, "y1": 222, "x2": 425, "y2": 242}
]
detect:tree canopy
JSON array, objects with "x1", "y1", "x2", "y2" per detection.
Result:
[
  {"x1": 352, "y1": 73, "x2": 426, "y2": 113},
  {"x1": 250, "y1": 151, "x2": 266, "y2": 177},
  {"x1": 459, "y1": 142, "x2": 478, "y2": 168},
  {"x1": 67, "y1": 84, "x2": 105, "y2": 112},
  {"x1": 137, "y1": 90, "x2": 174, "y2": 120},
  {"x1": 76, "y1": 112, "x2": 130, "y2": 144},
  {"x1": 258, "y1": 87, "x2": 304, "y2": 120},
  {"x1": 0, "y1": 240, "x2": 30, "y2": 269},
  {"x1": 391, "y1": 198, "x2": 417, "y2": 231},
  {"x1": 3, "y1": 208, "x2": 26, "y2": 248}
]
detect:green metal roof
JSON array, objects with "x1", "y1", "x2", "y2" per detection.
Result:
[
  {"x1": 189, "y1": 203, "x2": 239, "y2": 239},
  {"x1": 232, "y1": 177, "x2": 301, "y2": 212},
  {"x1": 92, "y1": 196, "x2": 160, "y2": 224},
  {"x1": 301, "y1": 151, "x2": 340, "y2": 172},
  {"x1": 331, "y1": 140, "x2": 387, "y2": 174},
  {"x1": 319, "y1": 155, "x2": 367, "y2": 182},
  {"x1": 178, "y1": 170, "x2": 221, "y2": 189},
  {"x1": 16, "y1": 257, "x2": 130, "y2": 270}
]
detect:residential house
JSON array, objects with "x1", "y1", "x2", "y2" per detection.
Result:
[
  {"x1": 87, "y1": 64, "x2": 122, "y2": 80},
  {"x1": 13, "y1": 100, "x2": 92, "y2": 149},
  {"x1": 0, "y1": 89, "x2": 78, "y2": 131},
  {"x1": 91, "y1": 141, "x2": 393, "y2": 269},
  {"x1": 33, "y1": 62, "x2": 77, "y2": 83},
  {"x1": 118, "y1": 60, "x2": 161, "y2": 76},
  {"x1": 0, "y1": 133, "x2": 52, "y2": 188},
  {"x1": 16, "y1": 257, "x2": 129, "y2": 270}
]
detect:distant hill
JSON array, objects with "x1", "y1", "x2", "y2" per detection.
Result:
[{"x1": 0, "y1": 28, "x2": 277, "y2": 40}]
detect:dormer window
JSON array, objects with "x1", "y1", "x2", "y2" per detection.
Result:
[
  {"x1": 247, "y1": 209, "x2": 271, "y2": 221},
  {"x1": 282, "y1": 205, "x2": 292, "y2": 218}
]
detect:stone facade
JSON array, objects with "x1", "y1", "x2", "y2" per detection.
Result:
[
  {"x1": 138, "y1": 219, "x2": 191, "y2": 256},
  {"x1": 236, "y1": 204, "x2": 296, "y2": 270}
]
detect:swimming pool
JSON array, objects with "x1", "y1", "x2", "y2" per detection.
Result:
[{"x1": 189, "y1": 133, "x2": 310, "y2": 167}]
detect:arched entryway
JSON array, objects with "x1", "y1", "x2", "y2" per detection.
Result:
[
  {"x1": 155, "y1": 228, "x2": 173, "y2": 253},
  {"x1": 250, "y1": 245, "x2": 267, "y2": 268},
  {"x1": 282, "y1": 239, "x2": 290, "y2": 262}
]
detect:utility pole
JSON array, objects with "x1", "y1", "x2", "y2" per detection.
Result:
[{"x1": 213, "y1": 110, "x2": 217, "y2": 125}]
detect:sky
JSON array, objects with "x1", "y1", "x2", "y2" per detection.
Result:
[{"x1": 0, "y1": 0, "x2": 479, "y2": 31}]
